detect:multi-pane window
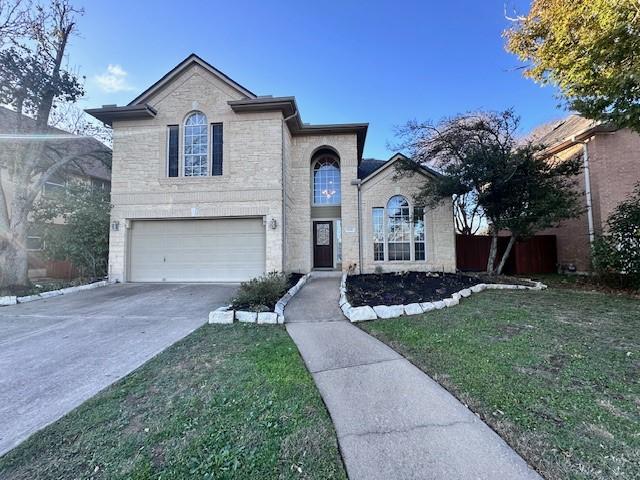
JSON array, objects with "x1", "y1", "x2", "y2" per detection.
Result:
[
  {"x1": 183, "y1": 112, "x2": 208, "y2": 176},
  {"x1": 414, "y1": 207, "x2": 426, "y2": 261},
  {"x1": 336, "y1": 219, "x2": 342, "y2": 263},
  {"x1": 313, "y1": 158, "x2": 341, "y2": 205},
  {"x1": 387, "y1": 195, "x2": 411, "y2": 261},
  {"x1": 372, "y1": 208, "x2": 384, "y2": 261},
  {"x1": 373, "y1": 198, "x2": 427, "y2": 262}
]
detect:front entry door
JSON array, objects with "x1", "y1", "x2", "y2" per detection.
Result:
[{"x1": 313, "y1": 221, "x2": 334, "y2": 268}]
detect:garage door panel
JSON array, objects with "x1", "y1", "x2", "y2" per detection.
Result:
[{"x1": 129, "y1": 219, "x2": 266, "y2": 282}]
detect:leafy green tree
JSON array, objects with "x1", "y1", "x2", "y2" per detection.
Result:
[
  {"x1": 33, "y1": 182, "x2": 111, "y2": 279},
  {"x1": 395, "y1": 110, "x2": 583, "y2": 274},
  {"x1": 0, "y1": 0, "x2": 109, "y2": 287},
  {"x1": 592, "y1": 184, "x2": 640, "y2": 288},
  {"x1": 505, "y1": 0, "x2": 640, "y2": 130}
]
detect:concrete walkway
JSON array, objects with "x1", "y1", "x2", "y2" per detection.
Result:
[{"x1": 285, "y1": 275, "x2": 541, "y2": 480}]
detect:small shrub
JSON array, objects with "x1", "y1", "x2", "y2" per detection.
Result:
[
  {"x1": 592, "y1": 184, "x2": 640, "y2": 289},
  {"x1": 231, "y1": 271, "x2": 289, "y2": 311}
]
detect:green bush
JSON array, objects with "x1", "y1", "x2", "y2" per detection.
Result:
[
  {"x1": 592, "y1": 184, "x2": 640, "y2": 289},
  {"x1": 231, "y1": 271, "x2": 290, "y2": 311}
]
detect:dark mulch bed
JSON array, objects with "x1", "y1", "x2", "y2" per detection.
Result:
[{"x1": 347, "y1": 271, "x2": 532, "y2": 307}]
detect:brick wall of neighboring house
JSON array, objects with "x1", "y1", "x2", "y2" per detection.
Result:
[
  {"x1": 539, "y1": 127, "x2": 640, "y2": 273},
  {"x1": 359, "y1": 163, "x2": 456, "y2": 273}
]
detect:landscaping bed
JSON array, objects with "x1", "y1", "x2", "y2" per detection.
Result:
[
  {"x1": 0, "y1": 324, "x2": 346, "y2": 480},
  {"x1": 360, "y1": 288, "x2": 640, "y2": 480},
  {"x1": 346, "y1": 271, "x2": 532, "y2": 307},
  {"x1": 231, "y1": 272, "x2": 303, "y2": 312},
  {"x1": 0, "y1": 277, "x2": 101, "y2": 298}
]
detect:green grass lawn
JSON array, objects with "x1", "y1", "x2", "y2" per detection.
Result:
[
  {"x1": 360, "y1": 288, "x2": 640, "y2": 480},
  {"x1": 0, "y1": 325, "x2": 346, "y2": 480}
]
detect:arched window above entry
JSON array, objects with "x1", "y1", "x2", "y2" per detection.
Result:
[
  {"x1": 184, "y1": 111, "x2": 208, "y2": 176},
  {"x1": 313, "y1": 157, "x2": 341, "y2": 205}
]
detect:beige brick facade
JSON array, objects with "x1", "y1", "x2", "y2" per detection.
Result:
[
  {"x1": 360, "y1": 163, "x2": 456, "y2": 273},
  {"x1": 103, "y1": 57, "x2": 456, "y2": 281}
]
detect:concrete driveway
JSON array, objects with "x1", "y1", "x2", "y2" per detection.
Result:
[{"x1": 0, "y1": 282, "x2": 237, "y2": 456}]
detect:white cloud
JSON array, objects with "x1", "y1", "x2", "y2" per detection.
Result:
[{"x1": 94, "y1": 64, "x2": 135, "y2": 93}]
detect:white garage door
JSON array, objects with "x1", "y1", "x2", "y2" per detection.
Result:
[{"x1": 129, "y1": 218, "x2": 266, "y2": 282}]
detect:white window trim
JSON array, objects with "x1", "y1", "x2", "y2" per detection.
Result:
[
  {"x1": 312, "y1": 157, "x2": 341, "y2": 206},
  {"x1": 183, "y1": 111, "x2": 209, "y2": 177},
  {"x1": 373, "y1": 198, "x2": 427, "y2": 263}
]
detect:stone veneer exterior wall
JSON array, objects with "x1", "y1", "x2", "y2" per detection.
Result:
[
  {"x1": 108, "y1": 64, "x2": 284, "y2": 281},
  {"x1": 359, "y1": 164, "x2": 456, "y2": 273},
  {"x1": 107, "y1": 62, "x2": 456, "y2": 281}
]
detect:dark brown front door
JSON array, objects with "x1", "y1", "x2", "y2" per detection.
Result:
[{"x1": 313, "y1": 221, "x2": 334, "y2": 268}]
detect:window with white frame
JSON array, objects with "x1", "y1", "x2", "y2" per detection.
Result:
[
  {"x1": 372, "y1": 207, "x2": 384, "y2": 261},
  {"x1": 183, "y1": 112, "x2": 208, "y2": 176},
  {"x1": 313, "y1": 157, "x2": 341, "y2": 205},
  {"x1": 387, "y1": 195, "x2": 411, "y2": 261},
  {"x1": 372, "y1": 197, "x2": 426, "y2": 262}
]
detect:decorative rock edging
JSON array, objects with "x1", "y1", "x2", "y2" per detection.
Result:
[
  {"x1": 0, "y1": 280, "x2": 111, "y2": 307},
  {"x1": 209, "y1": 272, "x2": 311, "y2": 325},
  {"x1": 339, "y1": 273, "x2": 547, "y2": 323}
]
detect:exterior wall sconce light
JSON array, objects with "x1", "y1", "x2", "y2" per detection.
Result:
[
  {"x1": 111, "y1": 220, "x2": 120, "y2": 232},
  {"x1": 270, "y1": 218, "x2": 277, "y2": 230}
]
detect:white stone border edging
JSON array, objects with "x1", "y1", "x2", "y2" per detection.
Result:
[
  {"x1": 339, "y1": 273, "x2": 547, "y2": 323},
  {"x1": 208, "y1": 272, "x2": 312, "y2": 325},
  {"x1": 0, "y1": 279, "x2": 111, "y2": 306}
]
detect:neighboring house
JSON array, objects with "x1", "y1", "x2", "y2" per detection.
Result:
[
  {"x1": 0, "y1": 106, "x2": 112, "y2": 278},
  {"x1": 86, "y1": 54, "x2": 455, "y2": 283},
  {"x1": 533, "y1": 114, "x2": 640, "y2": 273}
]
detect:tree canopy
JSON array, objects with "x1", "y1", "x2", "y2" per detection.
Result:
[
  {"x1": 395, "y1": 110, "x2": 583, "y2": 274},
  {"x1": 505, "y1": 0, "x2": 640, "y2": 131}
]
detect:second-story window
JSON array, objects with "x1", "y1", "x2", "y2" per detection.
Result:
[{"x1": 184, "y1": 112, "x2": 208, "y2": 176}]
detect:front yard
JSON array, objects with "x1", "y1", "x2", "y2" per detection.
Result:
[
  {"x1": 0, "y1": 325, "x2": 346, "y2": 480},
  {"x1": 360, "y1": 287, "x2": 640, "y2": 480}
]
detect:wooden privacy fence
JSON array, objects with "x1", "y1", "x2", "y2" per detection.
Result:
[{"x1": 456, "y1": 234, "x2": 557, "y2": 274}]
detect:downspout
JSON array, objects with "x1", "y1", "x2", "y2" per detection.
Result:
[
  {"x1": 351, "y1": 179, "x2": 363, "y2": 274},
  {"x1": 573, "y1": 137, "x2": 595, "y2": 246},
  {"x1": 281, "y1": 110, "x2": 297, "y2": 271}
]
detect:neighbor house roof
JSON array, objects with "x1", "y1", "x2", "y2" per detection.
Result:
[
  {"x1": 530, "y1": 114, "x2": 617, "y2": 157},
  {"x1": 0, "y1": 106, "x2": 112, "y2": 181}
]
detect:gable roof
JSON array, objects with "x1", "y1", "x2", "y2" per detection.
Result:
[
  {"x1": 529, "y1": 114, "x2": 617, "y2": 157},
  {"x1": 129, "y1": 53, "x2": 256, "y2": 105},
  {"x1": 358, "y1": 158, "x2": 387, "y2": 179},
  {"x1": 360, "y1": 153, "x2": 441, "y2": 184},
  {"x1": 0, "y1": 106, "x2": 112, "y2": 181}
]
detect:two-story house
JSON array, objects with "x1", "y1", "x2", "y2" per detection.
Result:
[
  {"x1": 533, "y1": 114, "x2": 640, "y2": 273},
  {"x1": 87, "y1": 54, "x2": 455, "y2": 283}
]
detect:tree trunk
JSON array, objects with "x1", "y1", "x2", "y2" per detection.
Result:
[
  {"x1": 0, "y1": 217, "x2": 29, "y2": 288},
  {"x1": 486, "y1": 231, "x2": 499, "y2": 274},
  {"x1": 496, "y1": 235, "x2": 517, "y2": 275}
]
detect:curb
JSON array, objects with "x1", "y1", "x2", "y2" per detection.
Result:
[
  {"x1": 209, "y1": 272, "x2": 311, "y2": 325},
  {"x1": 339, "y1": 273, "x2": 547, "y2": 322},
  {"x1": 1, "y1": 280, "x2": 112, "y2": 306}
]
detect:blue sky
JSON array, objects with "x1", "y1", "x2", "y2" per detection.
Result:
[{"x1": 71, "y1": 0, "x2": 565, "y2": 159}]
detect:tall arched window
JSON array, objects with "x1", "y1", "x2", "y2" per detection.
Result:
[
  {"x1": 387, "y1": 195, "x2": 411, "y2": 260},
  {"x1": 313, "y1": 157, "x2": 341, "y2": 205},
  {"x1": 184, "y1": 112, "x2": 208, "y2": 176}
]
